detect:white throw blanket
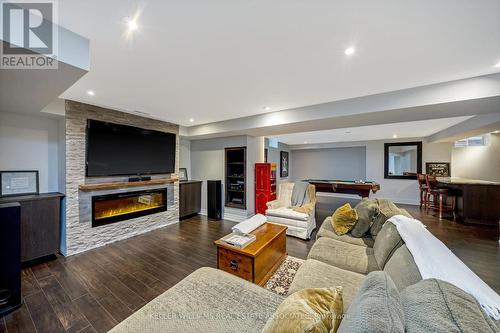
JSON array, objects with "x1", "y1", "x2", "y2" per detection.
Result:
[
  {"x1": 388, "y1": 215, "x2": 500, "y2": 320},
  {"x1": 232, "y1": 214, "x2": 266, "y2": 235}
]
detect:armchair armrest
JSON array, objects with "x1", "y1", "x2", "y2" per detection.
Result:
[{"x1": 266, "y1": 200, "x2": 281, "y2": 210}]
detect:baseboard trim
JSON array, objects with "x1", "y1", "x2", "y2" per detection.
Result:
[
  {"x1": 386, "y1": 198, "x2": 420, "y2": 206},
  {"x1": 199, "y1": 208, "x2": 246, "y2": 223},
  {"x1": 222, "y1": 213, "x2": 247, "y2": 223}
]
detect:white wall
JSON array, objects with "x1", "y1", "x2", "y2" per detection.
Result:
[
  {"x1": 290, "y1": 138, "x2": 452, "y2": 205},
  {"x1": 246, "y1": 136, "x2": 265, "y2": 214},
  {"x1": 190, "y1": 135, "x2": 264, "y2": 220},
  {"x1": 451, "y1": 133, "x2": 500, "y2": 181},
  {"x1": 179, "y1": 138, "x2": 191, "y2": 179},
  {"x1": 291, "y1": 147, "x2": 366, "y2": 181},
  {"x1": 190, "y1": 136, "x2": 248, "y2": 220},
  {"x1": 265, "y1": 140, "x2": 292, "y2": 192},
  {"x1": 0, "y1": 111, "x2": 64, "y2": 193},
  {"x1": 366, "y1": 139, "x2": 452, "y2": 204}
]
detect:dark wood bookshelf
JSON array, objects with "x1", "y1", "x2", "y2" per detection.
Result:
[{"x1": 225, "y1": 147, "x2": 246, "y2": 209}]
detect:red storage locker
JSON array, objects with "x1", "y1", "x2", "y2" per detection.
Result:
[{"x1": 255, "y1": 163, "x2": 277, "y2": 214}]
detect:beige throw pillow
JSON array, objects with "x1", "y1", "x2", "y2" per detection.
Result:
[
  {"x1": 331, "y1": 203, "x2": 358, "y2": 235},
  {"x1": 262, "y1": 287, "x2": 343, "y2": 333}
]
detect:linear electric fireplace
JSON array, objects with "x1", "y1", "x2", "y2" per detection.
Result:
[{"x1": 92, "y1": 189, "x2": 167, "y2": 227}]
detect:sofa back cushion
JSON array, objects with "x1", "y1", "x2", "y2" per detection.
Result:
[
  {"x1": 278, "y1": 182, "x2": 295, "y2": 207},
  {"x1": 370, "y1": 199, "x2": 403, "y2": 239},
  {"x1": 384, "y1": 245, "x2": 422, "y2": 291},
  {"x1": 373, "y1": 222, "x2": 404, "y2": 269},
  {"x1": 351, "y1": 198, "x2": 379, "y2": 238},
  {"x1": 338, "y1": 271, "x2": 404, "y2": 333},
  {"x1": 401, "y1": 279, "x2": 500, "y2": 333}
]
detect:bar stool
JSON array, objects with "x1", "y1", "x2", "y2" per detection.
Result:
[
  {"x1": 425, "y1": 174, "x2": 456, "y2": 219},
  {"x1": 417, "y1": 173, "x2": 428, "y2": 208}
]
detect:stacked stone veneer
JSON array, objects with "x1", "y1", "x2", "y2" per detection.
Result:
[{"x1": 65, "y1": 100, "x2": 180, "y2": 256}]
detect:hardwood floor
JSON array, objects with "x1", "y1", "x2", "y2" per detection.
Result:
[{"x1": 1, "y1": 208, "x2": 498, "y2": 333}]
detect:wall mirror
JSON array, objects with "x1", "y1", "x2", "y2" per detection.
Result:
[{"x1": 384, "y1": 142, "x2": 422, "y2": 179}]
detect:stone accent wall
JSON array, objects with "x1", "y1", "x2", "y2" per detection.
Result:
[{"x1": 65, "y1": 100, "x2": 180, "y2": 256}]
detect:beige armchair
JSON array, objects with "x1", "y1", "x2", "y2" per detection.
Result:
[{"x1": 265, "y1": 183, "x2": 316, "y2": 240}]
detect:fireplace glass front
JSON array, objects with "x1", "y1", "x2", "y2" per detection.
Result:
[{"x1": 92, "y1": 189, "x2": 167, "y2": 227}]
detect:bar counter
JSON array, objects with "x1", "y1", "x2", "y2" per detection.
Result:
[{"x1": 437, "y1": 177, "x2": 500, "y2": 226}]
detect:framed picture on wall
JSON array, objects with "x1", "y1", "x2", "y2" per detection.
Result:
[
  {"x1": 280, "y1": 151, "x2": 289, "y2": 178},
  {"x1": 179, "y1": 168, "x2": 188, "y2": 181},
  {"x1": 0, "y1": 170, "x2": 39, "y2": 197},
  {"x1": 426, "y1": 162, "x2": 450, "y2": 177}
]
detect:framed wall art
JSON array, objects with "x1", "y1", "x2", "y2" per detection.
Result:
[
  {"x1": 0, "y1": 170, "x2": 39, "y2": 197},
  {"x1": 280, "y1": 151, "x2": 289, "y2": 178},
  {"x1": 426, "y1": 162, "x2": 450, "y2": 177}
]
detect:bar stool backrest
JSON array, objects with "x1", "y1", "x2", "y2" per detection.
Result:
[
  {"x1": 417, "y1": 173, "x2": 427, "y2": 189},
  {"x1": 426, "y1": 174, "x2": 438, "y2": 190}
]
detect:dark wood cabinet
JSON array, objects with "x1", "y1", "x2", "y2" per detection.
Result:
[
  {"x1": 179, "y1": 181, "x2": 202, "y2": 219},
  {"x1": 0, "y1": 193, "x2": 64, "y2": 262},
  {"x1": 437, "y1": 180, "x2": 500, "y2": 225}
]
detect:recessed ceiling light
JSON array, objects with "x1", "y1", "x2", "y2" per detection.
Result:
[
  {"x1": 303, "y1": 141, "x2": 308, "y2": 144},
  {"x1": 393, "y1": 134, "x2": 398, "y2": 138},
  {"x1": 189, "y1": 118, "x2": 194, "y2": 123},
  {"x1": 344, "y1": 47, "x2": 355, "y2": 55},
  {"x1": 493, "y1": 130, "x2": 500, "y2": 134},
  {"x1": 495, "y1": 62, "x2": 500, "y2": 68},
  {"x1": 264, "y1": 106, "x2": 271, "y2": 111},
  {"x1": 125, "y1": 17, "x2": 138, "y2": 32},
  {"x1": 87, "y1": 90, "x2": 95, "y2": 96}
]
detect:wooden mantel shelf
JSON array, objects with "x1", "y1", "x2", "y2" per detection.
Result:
[{"x1": 79, "y1": 178, "x2": 178, "y2": 191}]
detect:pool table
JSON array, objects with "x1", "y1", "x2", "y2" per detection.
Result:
[{"x1": 304, "y1": 179, "x2": 380, "y2": 198}]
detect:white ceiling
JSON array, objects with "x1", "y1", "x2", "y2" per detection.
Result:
[
  {"x1": 58, "y1": 0, "x2": 500, "y2": 126},
  {"x1": 273, "y1": 116, "x2": 473, "y2": 145}
]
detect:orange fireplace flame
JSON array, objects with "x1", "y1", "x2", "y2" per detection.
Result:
[{"x1": 94, "y1": 195, "x2": 164, "y2": 220}]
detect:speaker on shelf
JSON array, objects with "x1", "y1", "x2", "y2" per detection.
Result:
[
  {"x1": 0, "y1": 202, "x2": 22, "y2": 316},
  {"x1": 207, "y1": 180, "x2": 222, "y2": 220}
]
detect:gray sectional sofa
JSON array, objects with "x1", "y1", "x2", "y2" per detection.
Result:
[{"x1": 111, "y1": 203, "x2": 500, "y2": 333}]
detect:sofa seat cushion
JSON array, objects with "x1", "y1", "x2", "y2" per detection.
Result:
[
  {"x1": 266, "y1": 206, "x2": 309, "y2": 221},
  {"x1": 288, "y1": 259, "x2": 365, "y2": 310},
  {"x1": 307, "y1": 237, "x2": 379, "y2": 274},
  {"x1": 401, "y1": 279, "x2": 500, "y2": 333},
  {"x1": 108, "y1": 267, "x2": 283, "y2": 333},
  {"x1": 383, "y1": 245, "x2": 422, "y2": 291},
  {"x1": 317, "y1": 217, "x2": 375, "y2": 247},
  {"x1": 338, "y1": 271, "x2": 405, "y2": 333},
  {"x1": 266, "y1": 215, "x2": 310, "y2": 228}
]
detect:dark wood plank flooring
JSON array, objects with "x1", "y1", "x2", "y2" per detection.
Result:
[{"x1": 1, "y1": 207, "x2": 498, "y2": 332}]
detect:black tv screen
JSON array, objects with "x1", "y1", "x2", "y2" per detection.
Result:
[{"x1": 86, "y1": 119, "x2": 176, "y2": 177}]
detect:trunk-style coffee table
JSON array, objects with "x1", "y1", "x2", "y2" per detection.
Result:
[{"x1": 214, "y1": 223, "x2": 287, "y2": 286}]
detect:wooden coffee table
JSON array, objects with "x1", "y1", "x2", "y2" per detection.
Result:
[{"x1": 214, "y1": 223, "x2": 287, "y2": 286}]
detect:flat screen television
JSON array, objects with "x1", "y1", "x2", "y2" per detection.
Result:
[{"x1": 86, "y1": 119, "x2": 176, "y2": 177}]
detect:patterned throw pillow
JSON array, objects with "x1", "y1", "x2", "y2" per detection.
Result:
[
  {"x1": 262, "y1": 287, "x2": 344, "y2": 333},
  {"x1": 331, "y1": 203, "x2": 358, "y2": 235}
]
